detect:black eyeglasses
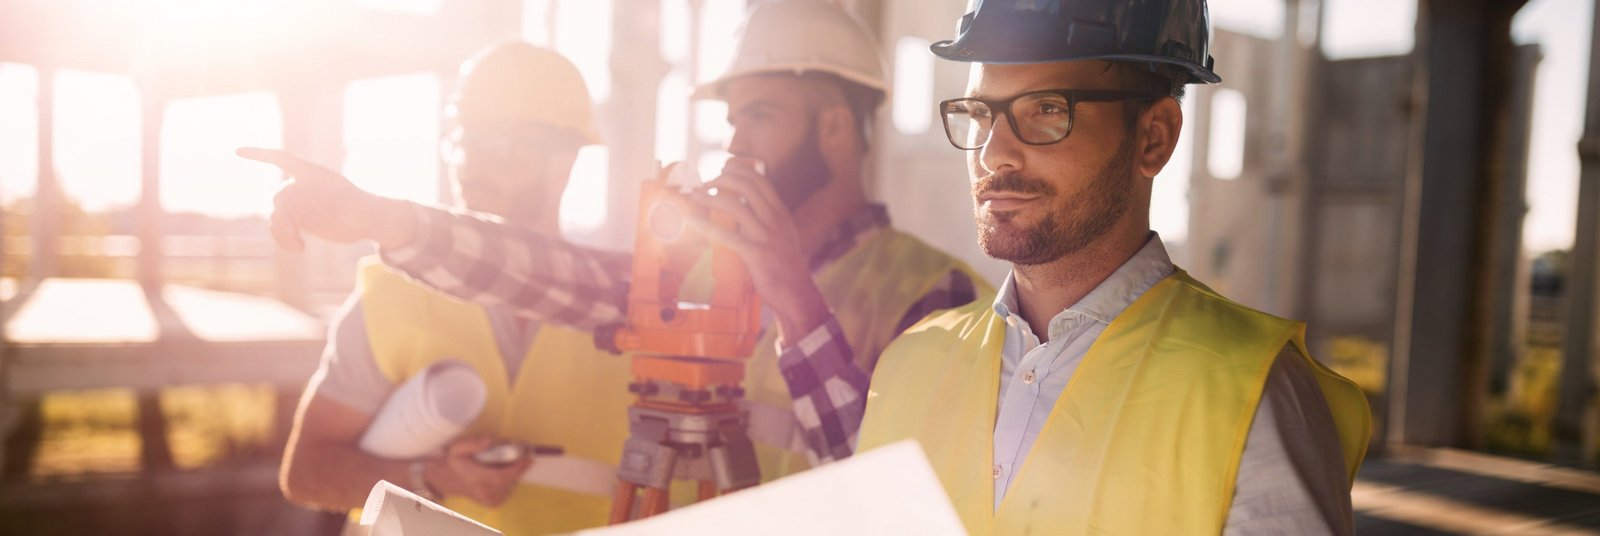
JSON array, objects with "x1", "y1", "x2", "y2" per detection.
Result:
[{"x1": 939, "y1": 89, "x2": 1157, "y2": 150}]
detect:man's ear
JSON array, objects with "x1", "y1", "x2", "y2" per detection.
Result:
[{"x1": 1135, "y1": 97, "x2": 1183, "y2": 179}]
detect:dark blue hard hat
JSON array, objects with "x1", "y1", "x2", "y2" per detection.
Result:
[{"x1": 931, "y1": 0, "x2": 1222, "y2": 85}]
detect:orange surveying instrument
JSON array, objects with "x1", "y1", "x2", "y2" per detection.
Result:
[{"x1": 595, "y1": 164, "x2": 764, "y2": 523}]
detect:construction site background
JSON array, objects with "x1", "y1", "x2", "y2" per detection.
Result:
[{"x1": 1, "y1": 0, "x2": 1598, "y2": 533}]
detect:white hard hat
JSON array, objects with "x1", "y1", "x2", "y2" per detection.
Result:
[{"x1": 693, "y1": 0, "x2": 888, "y2": 101}]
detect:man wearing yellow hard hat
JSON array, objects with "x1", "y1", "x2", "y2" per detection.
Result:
[
  {"x1": 247, "y1": 0, "x2": 989, "y2": 494},
  {"x1": 277, "y1": 43, "x2": 631, "y2": 535}
]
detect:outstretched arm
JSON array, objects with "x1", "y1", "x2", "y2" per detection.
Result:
[
  {"x1": 379, "y1": 206, "x2": 633, "y2": 329},
  {"x1": 239, "y1": 147, "x2": 632, "y2": 329}
]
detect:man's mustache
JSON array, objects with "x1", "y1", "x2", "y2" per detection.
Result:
[{"x1": 973, "y1": 171, "x2": 1056, "y2": 198}]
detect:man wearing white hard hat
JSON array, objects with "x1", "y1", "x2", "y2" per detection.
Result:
[
  {"x1": 274, "y1": 43, "x2": 632, "y2": 535},
  {"x1": 244, "y1": 0, "x2": 990, "y2": 494}
]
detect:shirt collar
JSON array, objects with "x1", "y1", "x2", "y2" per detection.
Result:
[
  {"x1": 808, "y1": 203, "x2": 891, "y2": 273},
  {"x1": 993, "y1": 232, "x2": 1176, "y2": 338}
]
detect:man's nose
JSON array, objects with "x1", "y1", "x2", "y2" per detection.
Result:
[{"x1": 979, "y1": 114, "x2": 1024, "y2": 176}]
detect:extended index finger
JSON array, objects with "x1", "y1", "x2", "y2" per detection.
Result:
[{"x1": 235, "y1": 147, "x2": 332, "y2": 181}]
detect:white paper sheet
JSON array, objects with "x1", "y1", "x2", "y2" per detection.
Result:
[
  {"x1": 360, "y1": 480, "x2": 503, "y2": 536},
  {"x1": 359, "y1": 360, "x2": 487, "y2": 459},
  {"x1": 575, "y1": 440, "x2": 967, "y2": 536}
]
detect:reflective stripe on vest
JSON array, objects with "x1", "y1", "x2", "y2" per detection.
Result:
[
  {"x1": 858, "y1": 270, "x2": 1371, "y2": 536},
  {"x1": 519, "y1": 456, "x2": 618, "y2": 498}
]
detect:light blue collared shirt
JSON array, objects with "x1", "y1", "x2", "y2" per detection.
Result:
[{"x1": 990, "y1": 233, "x2": 1175, "y2": 507}]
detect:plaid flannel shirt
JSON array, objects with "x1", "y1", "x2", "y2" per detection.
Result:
[{"x1": 382, "y1": 203, "x2": 977, "y2": 463}]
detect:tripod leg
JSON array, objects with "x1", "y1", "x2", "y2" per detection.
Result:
[
  {"x1": 640, "y1": 487, "x2": 671, "y2": 517},
  {"x1": 611, "y1": 410, "x2": 679, "y2": 524},
  {"x1": 709, "y1": 420, "x2": 762, "y2": 494},
  {"x1": 697, "y1": 480, "x2": 717, "y2": 502},
  {"x1": 610, "y1": 481, "x2": 639, "y2": 524}
]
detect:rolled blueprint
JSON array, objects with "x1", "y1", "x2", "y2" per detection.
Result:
[
  {"x1": 360, "y1": 480, "x2": 502, "y2": 536},
  {"x1": 359, "y1": 360, "x2": 487, "y2": 459}
]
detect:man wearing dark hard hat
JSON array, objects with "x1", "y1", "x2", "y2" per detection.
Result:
[{"x1": 856, "y1": 2, "x2": 1371, "y2": 535}]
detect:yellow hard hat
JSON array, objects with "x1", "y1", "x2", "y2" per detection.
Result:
[
  {"x1": 447, "y1": 42, "x2": 601, "y2": 145},
  {"x1": 693, "y1": 0, "x2": 887, "y2": 101}
]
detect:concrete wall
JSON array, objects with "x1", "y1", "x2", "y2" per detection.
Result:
[{"x1": 868, "y1": 0, "x2": 1010, "y2": 289}]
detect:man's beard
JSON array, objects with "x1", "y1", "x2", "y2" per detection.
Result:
[
  {"x1": 974, "y1": 136, "x2": 1136, "y2": 265},
  {"x1": 765, "y1": 117, "x2": 831, "y2": 211}
]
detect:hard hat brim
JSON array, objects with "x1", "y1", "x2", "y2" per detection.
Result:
[
  {"x1": 690, "y1": 64, "x2": 889, "y2": 101},
  {"x1": 929, "y1": 39, "x2": 1222, "y2": 85}
]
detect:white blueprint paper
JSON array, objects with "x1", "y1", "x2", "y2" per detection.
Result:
[
  {"x1": 358, "y1": 360, "x2": 487, "y2": 459},
  {"x1": 576, "y1": 440, "x2": 966, "y2": 536}
]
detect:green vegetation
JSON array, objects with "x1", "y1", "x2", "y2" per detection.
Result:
[
  {"x1": 26, "y1": 385, "x2": 283, "y2": 479},
  {"x1": 1485, "y1": 346, "x2": 1564, "y2": 456}
]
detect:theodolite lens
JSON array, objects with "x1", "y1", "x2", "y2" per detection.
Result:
[{"x1": 647, "y1": 197, "x2": 689, "y2": 242}]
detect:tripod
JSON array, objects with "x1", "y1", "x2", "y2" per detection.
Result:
[{"x1": 597, "y1": 168, "x2": 764, "y2": 523}]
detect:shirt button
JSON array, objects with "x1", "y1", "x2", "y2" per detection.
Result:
[
  {"x1": 993, "y1": 464, "x2": 1002, "y2": 479},
  {"x1": 1022, "y1": 370, "x2": 1036, "y2": 384}
]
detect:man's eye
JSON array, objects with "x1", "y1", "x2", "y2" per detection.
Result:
[
  {"x1": 1038, "y1": 103, "x2": 1065, "y2": 115},
  {"x1": 729, "y1": 112, "x2": 767, "y2": 128}
]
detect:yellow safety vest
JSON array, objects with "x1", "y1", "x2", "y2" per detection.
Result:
[
  {"x1": 858, "y1": 270, "x2": 1371, "y2": 536},
  {"x1": 699, "y1": 229, "x2": 992, "y2": 480},
  {"x1": 359, "y1": 260, "x2": 634, "y2": 535}
]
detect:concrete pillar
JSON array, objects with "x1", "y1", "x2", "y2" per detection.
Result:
[
  {"x1": 1268, "y1": 0, "x2": 1318, "y2": 320},
  {"x1": 1553, "y1": 0, "x2": 1600, "y2": 466},
  {"x1": 437, "y1": 66, "x2": 457, "y2": 207},
  {"x1": 274, "y1": 86, "x2": 344, "y2": 307},
  {"x1": 684, "y1": 0, "x2": 710, "y2": 171},
  {"x1": 1389, "y1": 0, "x2": 1529, "y2": 448},
  {"x1": 30, "y1": 68, "x2": 57, "y2": 281},
  {"x1": 600, "y1": 0, "x2": 669, "y2": 249},
  {"x1": 138, "y1": 94, "x2": 166, "y2": 290},
  {"x1": 1486, "y1": 46, "x2": 1542, "y2": 397}
]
